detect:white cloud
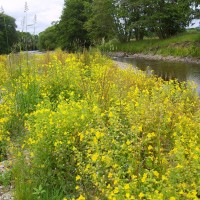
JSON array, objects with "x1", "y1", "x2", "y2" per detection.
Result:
[{"x1": 0, "y1": 0, "x2": 64, "y2": 34}]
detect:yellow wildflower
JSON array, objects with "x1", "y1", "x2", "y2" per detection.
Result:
[
  {"x1": 153, "y1": 170, "x2": 159, "y2": 178},
  {"x1": 113, "y1": 187, "x2": 119, "y2": 194},
  {"x1": 30, "y1": 152, "x2": 34, "y2": 157},
  {"x1": 126, "y1": 193, "x2": 130, "y2": 198},
  {"x1": 138, "y1": 126, "x2": 143, "y2": 132},
  {"x1": 176, "y1": 163, "x2": 183, "y2": 168},
  {"x1": 108, "y1": 172, "x2": 113, "y2": 178},
  {"x1": 148, "y1": 145, "x2": 153, "y2": 151},
  {"x1": 108, "y1": 111, "x2": 113, "y2": 118},
  {"x1": 124, "y1": 184, "x2": 130, "y2": 190},
  {"x1": 77, "y1": 195, "x2": 85, "y2": 200},
  {"x1": 138, "y1": 192, "x2": 145, "y2": 199},
  {"x1": 141, "y1": 173, "x2": 147, "y2": 183},
  {"x1": 76, "y1": 175, "x2": 81, "y2": 181},
  {"x1": 91, "y1": 153, "x2": 98, "y2": 162},
  {"x1": 80, "y1": 114, "x2": 85, "y2": 120},
  {"x1": 75, "y1": 185, "x2": 80, "y2": 190}
]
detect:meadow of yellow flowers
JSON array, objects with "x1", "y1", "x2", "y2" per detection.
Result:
[{"x1": 0, "y1": 50, "x2": 200, "y2": 199}]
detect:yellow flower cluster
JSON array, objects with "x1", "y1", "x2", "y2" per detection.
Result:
[{"x1": 0, "y1": 50, "x2": 200, "y2": 199}]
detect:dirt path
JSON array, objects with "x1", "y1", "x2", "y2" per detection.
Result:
[{"x1": 0, "y1": 161, "x2": 13, "y2": 200}]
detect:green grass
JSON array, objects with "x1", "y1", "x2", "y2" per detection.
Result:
[{"x1": 100, "y1": 30, "x2": 200, "y2": 57}]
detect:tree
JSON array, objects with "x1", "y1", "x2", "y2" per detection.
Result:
[
  {"x1": 84, "y1": 0, "x2": 117, "y2": 44},
  {"x1": 113, "y1": 0, "x2": 197, "y2": 41},
  {"x1": 114, "y1": 0, "x2": 149, "y2": 41},
  {"x1": 147, "y1": 0, "x2": 193, "y2": 39},
  {"x1": 113, "y1": 0, "x2": 133, "y2": 42},
  {"x1": 191, "y1": 0, "x2": 200, "y2": 19},
  {"x1": 59, "y1": 0, "x2": 91, "y2": 51},
  {"x1": 16, "y1": 31, "x2": 38, "y2": 51},
  {"x1": 38, "y1": 24, "x2": 60, "y2": 51},
  {"x1": 0, "y1": 12, "x2": 18, "y2": 54}
]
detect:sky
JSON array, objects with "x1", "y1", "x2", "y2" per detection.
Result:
[{"x1": 0, "y1": 0, "x2": 64, "y2": 34}]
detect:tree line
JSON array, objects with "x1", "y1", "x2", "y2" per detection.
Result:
[
  {"x1": 0, "y1": 0, "x2": 199, "y2": 53},
  {"x1": 0, "y1": 13, "x2": 38, "y2": 54},
  {"x1": 38, "y1": 0, "x2": 200, "y2": 51}
]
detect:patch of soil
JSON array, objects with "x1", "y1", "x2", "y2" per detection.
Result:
[{"x1": 0, "y1": 161, "x2": 13, "y2": 200}]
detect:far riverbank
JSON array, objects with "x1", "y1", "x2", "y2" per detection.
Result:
[{"x1": 108, "y1": 52, "x2": 200, "y2": 65}]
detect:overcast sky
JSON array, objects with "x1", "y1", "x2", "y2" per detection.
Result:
[{"x1": 0, "y1": 0, "x2": 64, "y2": 34}]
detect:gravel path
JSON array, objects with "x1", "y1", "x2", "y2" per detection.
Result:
[
  {"x1": 0, "y1": 192, "x2": 13, "y2": 200},
  {"x1": 0, "y1": 161, "x2": 13, "y2": 200}
]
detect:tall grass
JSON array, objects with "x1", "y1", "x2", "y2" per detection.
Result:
[{"x1": 0, "y1": 51, "x2": 200, "y2": 199}]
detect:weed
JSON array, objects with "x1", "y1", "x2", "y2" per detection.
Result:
[{"x1": 0, "y1": 170, "x2": 12, "y2": 188}]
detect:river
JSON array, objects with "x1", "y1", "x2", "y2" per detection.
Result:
[{"x1": 113, "y1": 57, "x2": 200, "y2": 95}]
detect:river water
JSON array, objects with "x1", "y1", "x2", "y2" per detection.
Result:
[{"x1": 114, "y1": 57, "x2": 200, "y2": 95}]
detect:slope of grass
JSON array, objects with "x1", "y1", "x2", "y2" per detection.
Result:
[{"x1": 101, "y1": 30, "x2": 200, "y2": 57}]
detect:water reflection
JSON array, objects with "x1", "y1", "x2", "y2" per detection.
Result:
[{"x1": 114, "y1": 57, "x2": 200, "y2": 95}]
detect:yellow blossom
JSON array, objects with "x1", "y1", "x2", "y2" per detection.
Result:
[
  {"x1": 124, "y1": 184, "x2": 130, "y2": 190},
  {"x1": 107, "y1": 184, "x2": 111, "y2": 189},
  {"x1": 176, "y1": 163, "x2": 183, "y2": 168},
  {"x1": 75, "y1": 185, "x2": 80, "y2": 190},
  {"x1": 162, "y1": 175, "x2": 167, "y2": 181},
  {"x1": 108, "y1": 111, "x2": 113, "y2": 118},
  {"x1": 148, "y1": 145, "x2": 153, "y2": 151},
  {"x1": 30, "y1": 152, "x2": 34, "y2": 157},
  {"x1": 114, "y1": 179, "x2": 119, "y2": 185},
  {"x1": 153, "y1": 170, "x2": 159, "y2": 178},
  {"x1": 138, "y1": 126, "x2": 143, "y2": 132},
  {"x1": 77, "y1": 195, "x2": 85, "y2": 200},
  {"x1": 108, "y1": 172, "x2": 113, "y2": 178},
  {"x1": 135, "y1": 102, "x2": 139, "y2": 107},
  {"x1": 76, "y1": 175, "x2": 81, "y2": 181},
  {"x1": 80, "y1": 114, "x2": 85, "y2": 120},
  {"x1": 138, "y1": 192, "x2": 145, "y2": 199},
  {"x1": 113, "y1": 187, "x2": 119, "y2": 194},
  {"x1": 126, "y1": 193, "x2": 130, "y2": 198},
  {"x1": 141, "y1": 173, "x2": 147, "y2": 183},
  {"x1": 91, "y1": 153, "x2": 98, "y2": 162}
]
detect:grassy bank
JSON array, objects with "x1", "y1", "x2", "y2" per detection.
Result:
[
  {"x1": 0, "y1": 51, "x2": 200, "y2": 199},
  {"x1": 101, "y1": 30, "x2": 200, "y2": 58}
]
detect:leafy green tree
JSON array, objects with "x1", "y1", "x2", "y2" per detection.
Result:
[
  {"x1": 128, "y1": 0, "x2": 150, "y2": 40},
  {"x1": 114, "y1": 0, "x2": 149, "y2": 41},
  {"x1": 84, "y1": 0, "x2": 117, "y2": 44},
  {"x1": 147, "y1": 0, "x2": 193, "y2": 39},
  {"x1": 59, "y1": 0, "x2": 91, "y2": 51},
  {"x1": 191, "y1": 0, "x2": 200, "y2": 18},
  {"x1": 38, "y1": 24, "x2": 59, "y2": 51},
  {"x1": 113, "y1": 0, "x2": 133, "y2": 42},
  {"x1": 0, "y1": 13, "x2": 18, "y2": 54},
  {"x1": 114, "y1": 0, "x2": 195, "y2": 41},
  {"x1": 16, "y1": 31, "x2": 38, "y2": 51}
]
